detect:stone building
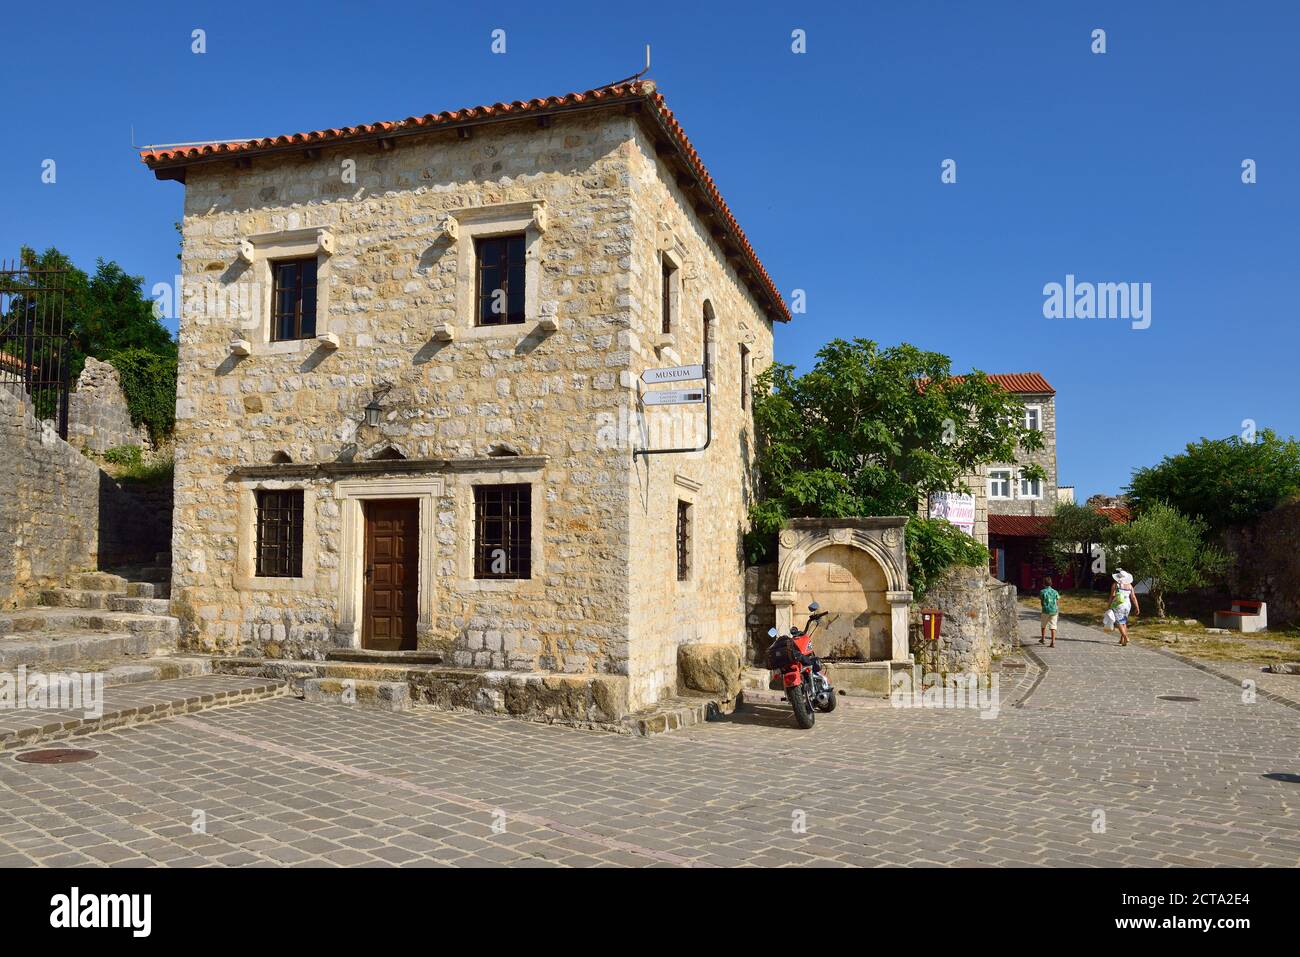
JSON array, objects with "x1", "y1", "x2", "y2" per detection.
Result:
[
  {"x1": 982, "y1": 373, "x2": 1059, "y2": 589},
  {"x1": 141, "y1": 80, "x2": 786, "y2": 714},
  {"x1": 982, "y1": 372, "x2": 1057, "y2": 518},
  {"x1": 67, "y1": 357, "x2": 152, "y2": 454}
]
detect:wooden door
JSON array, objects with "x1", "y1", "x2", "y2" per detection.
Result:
[{"x1": 362, "y1": 499, "x2": 419, "y2": 651}]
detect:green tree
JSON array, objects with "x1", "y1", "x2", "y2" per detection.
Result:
[
  {"x1": 16, "y1": 246, "x2": 175, "y2": 378},
  {"x1": 748, "y1": 338, "x2": 1044, "y2": 592},
  {"x1": 1127, "y1": 430, "x2": 1300, "y2": 531},
  {"x1": 1047, "y1": 501, "x2": 1111, "y2": 583},
  {"x1": 1101, "y1": 501, "x2": 1229, "y2": 618}
]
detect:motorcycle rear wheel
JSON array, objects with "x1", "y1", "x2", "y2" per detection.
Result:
[{"x1": 789, "y1": 683, "x2": 816, "y2": 729}]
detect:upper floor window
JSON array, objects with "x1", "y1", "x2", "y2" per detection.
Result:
[
  {"x1": 1024, "y1": 405, "x2": 1042, "y2": 431},
  {"x1": 255, "y1": 489, "x2": 304, "y2": 577},
  {"x1": 661, "y1": 256, "x2": 678, "y2": 335},
  {"x1": 739, "y1": 344, "x2": 751, "y2": 410},
  {"x1": 676, "y1": 500, "x2": 692, "y2": 581},
  {"x1": 988, "y1": 470, "x2": 1012, "y2": 499},
  {"x1": 474, "y1": 483, "x2": 532, "y2": 579},
  {"x1": 1019, "y1": 475, "x2": 1043, "y2": 499},
  {"x1": 475, "y1": 234, "x2": 526, "y2": 326},
  {"x1": 270, "y1": 258, "x2": 318, "y2": 342}
]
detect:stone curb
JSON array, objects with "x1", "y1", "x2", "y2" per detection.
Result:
[
  {"x1": 1147, "y1": 646, "x2": 1300, "y2": 715},
  {"x1": 1012, "y1": 643, "x2": 1048, "y2": 708},
  {"x1": 0, "y1": 679, "x2": 288, "y2": 752}
]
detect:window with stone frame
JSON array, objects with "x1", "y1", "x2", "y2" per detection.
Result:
[
  {"x1": 1019, "y1": 474, "x2": 1043, "y2": 499},
  {"x1": 676, "y1": 500, "x2": 692, "y2": 581},
  {"x1": 475, "y1": 234, "x2": 527, "y2": 326},
  {"x1": 1023, "y1": 404, "x2": 1042, "y2": 431},
  {"x1": 270, "y1": 257, "x2": 318, "y2": 341},
  {"x1": 988, "y1": 469, "x2": 1012, "y2": 499},
  {"x1": 739, "y1": 343, "x2": 751, "y2": 410},
  {"x1": 661, "y1": 256, "x2": 678, "y2": 335},
  {"x1": 255, "y1": 489, "x2": 304, "y2": 577},
  {"x1": 474, "y1": 483, "x2": 532, "y2": 579}
]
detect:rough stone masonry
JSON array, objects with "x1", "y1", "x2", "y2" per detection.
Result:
[{"x1": 142, "y1": 81, "x2": 784, "y2": 714}]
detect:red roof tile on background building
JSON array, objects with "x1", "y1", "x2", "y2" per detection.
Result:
[
  {"x1": 1094, "y1": 505, "x2": 1131, "y2": 523},
  {"x1": 139, "y1": 80, "x2": 790, "y2": 322},
  {"x1": 988, "y1": 514, "x2": 1054, "y2": 537},
  {"x1": 917, "y1": 371, "x2": 1055, "y2": 395}
]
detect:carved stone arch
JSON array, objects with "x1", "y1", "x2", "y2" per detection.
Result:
[
  {"x1": 771, "y1": 518, "x2": 913, "y2": 663},
  {"x1": 365, "y1": 442, "x2": 408, "y2": 461}
]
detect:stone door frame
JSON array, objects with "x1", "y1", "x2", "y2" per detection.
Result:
[
  {"x1": 772, "y1": 517, "x2": 912, "y2": 662},
  {"x1": 334, "y1": 477, "x2": 443, "y2": 649}
]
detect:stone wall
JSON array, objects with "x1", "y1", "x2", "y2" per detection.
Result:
[
  {"x1": 909, "y1": 564, "x2": 1019, "y2": 674},
  {"x1": 744, "y1": 563, "x2": 777, "y2": 665},
  {"x1": 1222, "y1": 498, "x2": 1300, "y2": 625},
  {"x1": 986, "y1": 392, "x2": 1057, "y2": 517},
  {"x1": 0, "y1": 387, "x2": 170, "y2": 607},
  {"x1": 67, "y1": 357, "x2": 151, "y2": 454}
]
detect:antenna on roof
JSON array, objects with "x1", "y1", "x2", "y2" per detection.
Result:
[
  {"x1": 608, "y1": 44, "x2": 652, "y2": 86},
  {"x1": 130, "y1": 123, "x2": 253, "y2": 152}
]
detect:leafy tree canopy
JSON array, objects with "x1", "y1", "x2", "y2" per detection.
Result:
[
  {"x1": 748, "y1": 338, "x2": 1044, "y2": 589},
  {"x1": 15, "y1": 245, "x2": 175, "y2": 380},
  {"x1": 1047, "y1": 500, "x2": 1111, "y2": 577},
  {"x1": 1126, "y1": 430, "x2": 1300, "y2": 531},
  {"x1": 1101, "y1": 501, "x2": 1229, "y2": 618}
]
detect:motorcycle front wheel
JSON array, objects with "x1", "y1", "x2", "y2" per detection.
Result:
[{"x1": 789, "y1": 683, "x2": 816, "y2": 729}]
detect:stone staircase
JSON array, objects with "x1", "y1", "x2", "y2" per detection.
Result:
[{"x1": 0, "y1": 553, "x2": 287, "y2": 748}]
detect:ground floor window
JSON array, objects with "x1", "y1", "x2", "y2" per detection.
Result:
[
  {"x1": 474, "y1": 483, "x2": 532, "y2": 579},
  {"x1": 676, "y1": 500, "x2": 692, "y2": 581},
  {"x1": 255, "y1": 489, "x2": 304, "y2": 577}
]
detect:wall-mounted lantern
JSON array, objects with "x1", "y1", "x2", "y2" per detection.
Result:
[{"x1": 363, "y1": 383, "x2": 392, "y2": 427}]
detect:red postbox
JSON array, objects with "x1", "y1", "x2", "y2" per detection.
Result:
[{"x1": 920, "y1": 609, "x2": 943, "y2": 641}]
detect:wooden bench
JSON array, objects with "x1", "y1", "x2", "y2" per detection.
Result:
[{"x1": 1213, "y1": 600, "x2": 1267, "y2": 633}]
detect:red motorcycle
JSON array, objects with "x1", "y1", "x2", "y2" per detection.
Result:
[{"x1": 765, "y1": 602, "x2": 837, "y2": 728}]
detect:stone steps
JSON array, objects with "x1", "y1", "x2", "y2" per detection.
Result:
[
  {"x1": 302, "y1": 677, "x2": 411, "y2": 712},
  {"x1": 38, "y1": 587, "x2": 123, "y2": 610},
  {"x1": 0, "y1": 607, "x2": 179, "y2": 642},
  {"x1": 108, "y1": 564, "x2": 170, "y2": 584},
  {"x1": 68, "y1": 572, "x2": 129, "y2": 592},
  {"x1": 126, "y1": 581, "x2": 170, "y2": 600},
  {"x1": 0, "y1": 675, "x2": 287, "y2": 751},
  {"x1": 621, "y1": 694, "x2": 724, "y2": 737},
  {"x1": 107, "y1": 596, "x2": 171, "y2": 616},
  {"x1": 0, "y1": 630, "x2": 169, "y2": 670}
]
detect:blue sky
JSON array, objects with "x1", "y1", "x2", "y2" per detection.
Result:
[{"x1": 2, "y1": 0, "x2": 1296, "y2": 500}]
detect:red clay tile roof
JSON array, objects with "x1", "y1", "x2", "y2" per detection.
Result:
[
  {"x1": 917, "y1": 371, "x2": 1054, "y2": 395},
  {"x1": 1094, "y1": 505, "x2": 1131, "y2": 523},
  {"x1": 984, "y1": 373, "x2": 1054, "y2": 395},
  {"x1": 0, "y1": 351, "x2": 30, "y2": 373},
  {"x1": 139, "y1": 80, "x2": 790, "y2": 322},
  {"x1": 988, "y1": 514, "x2": 1054, "y2": 537}
]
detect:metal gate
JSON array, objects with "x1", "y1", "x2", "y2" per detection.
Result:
[{"x1": 0, "y1": 260, "x2": 71, "y2": 437}]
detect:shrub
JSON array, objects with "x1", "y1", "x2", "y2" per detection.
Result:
[
  {"x1": 906, "y1": 515, "x2": 990, "y2": 600},
  {"x1": 102, "y1": 444, "x2": 143, "y2": 467},
  {"x1": 105, "y1": 347, "x2": 177, "y2": 443}
]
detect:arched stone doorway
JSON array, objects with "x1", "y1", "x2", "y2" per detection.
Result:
[{"x1": 772, "y1": 518, "x2": 912, "y2": 664}]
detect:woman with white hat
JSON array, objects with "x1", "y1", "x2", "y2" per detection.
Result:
[{"x1": 1107, "y1": 569, "x2": 1140, "y2": 646}]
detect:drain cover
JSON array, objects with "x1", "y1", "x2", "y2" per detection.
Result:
[
  {"x1": 14, "y1": 748, "x2": 97, "y2": 764},
  {"x1": 1157, "y1": 695, "x2": 1200, "y2": 702}
]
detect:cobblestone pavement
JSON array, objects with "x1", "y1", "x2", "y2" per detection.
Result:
[{"x1": 0, "y1": 611, "x2": 1297, "y2": 867}]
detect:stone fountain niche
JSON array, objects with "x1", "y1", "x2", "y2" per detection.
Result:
[{"x1": 772, "y1": 518, "x2": 913, "y2": 694}]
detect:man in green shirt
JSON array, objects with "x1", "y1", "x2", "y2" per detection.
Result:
[{"x1": 1039, "y1": 576, "x2": 1060, "y2": 647}]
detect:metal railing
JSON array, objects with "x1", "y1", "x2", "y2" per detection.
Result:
[{"x1": 0, "y1": 261, "x2": 71, "y2": 437}]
